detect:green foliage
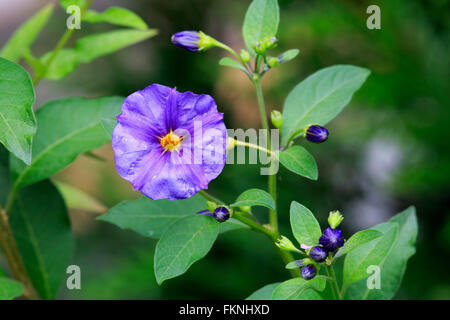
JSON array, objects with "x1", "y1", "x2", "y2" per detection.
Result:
[
  {"x1": 344, "y1": 207, "x2": 418, "y2": 299},
  {"x1": 0, "y1": 276, "x2": 24, "y2": 300},
  {"x1": 99, "y1": 195, "x2": 206, "y2": 239},
  {"x1": 272, "y1": 277, "x2": 325, "y2": 300},
  {"x1": 278, "y1": 146, "x2": 318, "y2": 180},
  {"x1": 242, "y1": 0, "x2": 279, "y2": 56},
  {"x1": 84, "y1": 7, "x2": 148, "y2": 30},
  {"x1": 55, "y1": 181, "x2": 106, "y2": 213},
  {"x1": 41, "y1": 29, "x2": 157, "y2": 80},
  {"x1": 60, "y1": 0, "x2": 86, "y2": 10},
  {"x1": 0, "y1": 4, "x2": 54, "y2": 62},
  {"x1": 246, "y1": 282, "x2": 280, "y2": 300},
  {"x1": 290, "y1": 201, "x2": 321, "y2": 246},
  {"x1": 219, "y1": 57, "x2": 248, "y2": 73},
  {"x1": 281, "y1": 65, "x2": 370, "y2": 146},
  {"x1": 231, "y1": 188, "x2": 275, "y2": 210},
  {"x1": 9, "y1": 180, "x2": 74, "y2": 300},
  {"x1": 337, "y1": 229, "x2": 382, "y2": 257},
  {"x1": 0, "y1": 146, "x2": 10, "y2": 207},
  {"x1": 154, "y1": 215, "x2": 219, "y2": 284},
  {"x1": 343, "y1": 223, "x2": 399, "y2": 290},
  {"x1": 10, "y1": 97, "x2": 123, "y2": 190},
  {"x1": 277, "y1": 49, "x2": 299, "y2": 63},
  {"x1": 0, "y1": 58, "x2": 36, "y2": 165}
]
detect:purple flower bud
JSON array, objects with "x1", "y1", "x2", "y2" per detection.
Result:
[
  {"x1": 171, "y1": 31, "x2": 201, "y2": 51},
  {"x1": 309, "y1": 246, "x2": 328, "y2": 263},
  {"x1": 319, "y1": 227, "x2": 345, "y2": 252},
  {"x1": 213, "y1": 206, "x2": 230, "y2": 222},
  {"x1": 197, "y1": 207, "x2": 230, "y2": 223},
  {"x1": 301, "y1": 264, "x2": 316, "y2": 280},
  {"x1": 305, "y1": 125, "x2": 329, "y2": 143}
]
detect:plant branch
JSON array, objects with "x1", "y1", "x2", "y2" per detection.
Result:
[
  {"x1": 0, "y1": 206, "x2": 39, "y2": 299},
  {"x1": 326, "y1": 265, "x2": 342, "y2": 300},
  {"x1": 32, "y1": 0, "x2": 94, "y2": 85}
]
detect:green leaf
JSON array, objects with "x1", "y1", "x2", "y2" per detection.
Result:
[
  {"x1": 10, "y1": 96, "x2": 123, "y2": 190},
  {"x1": 0, "y1": 58, "x2": 36, "y2": 165},
  {"x1": 219, "y1": 57, "x2": 247, "y2": 73},
  {"x1": 285, "y1": 259, "x2": 303, "y2": 269},
  {"x1": 277, "y1": 49, "x2": 299, "y2": 64},
  {"x1": 342, "y1": 223, "x2": 399, "y2": 291},
  {"x1": 54, "y1": 181, "x2": 107, "y2": 213},
  {"x1": 60, "y1": 0, "x2": 86, "y2": 10},
  {"x1": 154, "y1": 215, "x2": 219, "y2": 284},
  {"x1": 83, "y1": 7, "x2": 148, "y2": 30},
  {"x1": 0, "y1": 4, "x2": 54, "y2": 62},
  {"x1": 41, "y1": 29, "x2": 157, "y2": 80},
  {"x1": 281, "y1": 65, "x2": 371, "y2": 146},
  {"x1": 9, "y1": 180, "x2": 74, "y2": 299},
  {"x1": 246, "y1": 282, "x2": 280, "y2": 300},
  {"x1": 0, "y1": 145, "x2": 10, "y2": 207},
  {"x1": 231, "y1": 188, "x2": 275, "y2": 210},
  {"x1": 98, "y1": 195, "x2": 206, "y2": 239},
  {"x1": 218, "y1": 219, "x2": 249, "y2": 233},
  {"x1": 272, "y1": 277, "x2": 325, "y2": 300},
  {"x1": 101, "y1": 118, "x2": 117, "y2": 137},
  {"x1": 0, "y1": 277, "x2": 24, "y2": 300},
  {"x1": 345, "y1": 207, "x2": 418, "y2": 300},
  {"x1": 278, "y1": 146, "x2": 318, "y2": 180},
  {"x1": 290, "y1": 201, "x2": 321, "y2": 246},
  {"x1": 242, "y1": 0, "x2": 279, "y2": 56},
  {"x1": 337, "y1": 229, "x2": 383, "y2": 257}
]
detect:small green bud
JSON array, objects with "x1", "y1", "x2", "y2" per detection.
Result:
[
  {"x1": 207, "y1": 201, "x2": 218, "y2": 212},
  {"x1": 240, "y1": 206, "x2": 252, "y2": 213},
  {"x1": 240, "y1": 49, "x2": 250, "y2": 63},
  {"x1": 253, "y1": 41, "x2": 265, "y2": 55},
  {"x1": 264, "y1": 36, "x2": 278, "y2": 50},
  {"x1": 252, "y1": 36, "x2": 278, "y2": 55},
  {"x1": 252, "y1": 74, "x2": 259, "y2": 82},
  {"x1": 267, "y1": 57, "x2": 279, "y2": 68},
  {"x1": 328, "y1": 210, "x2": 344, "y2": 229},
  {"x1": 275, "y1": 236, "x2": 300, "y2": 252},
  {"x1": 271, "y1": 110, "x2": 283, "y2": 129}
]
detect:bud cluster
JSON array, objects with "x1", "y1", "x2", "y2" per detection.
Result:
[{"x1": 298, "y1": 211, "x2": 345, "y2": 281}]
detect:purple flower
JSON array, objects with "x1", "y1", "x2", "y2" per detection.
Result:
[
  {"x1": 197, "y1": 206, "x2": 230, "y2": 223},
  {"x1": 319, "y1": 227, "x2": 345, "y2": 252},
  {"x1": 305, "y1": 125, "x2": 329, "y2": 143},
  {"x1": 112, "y1": 84, "x2": 227, "y2": 200},
  {"x1": 171, "y1": 31, "x2": 201, "y2": 51},
  {"x1": 309, "y1": 246, "x2": 328, "y2": 263},
  {"x1": 301, "y1": 264, "x2": 316, "y2": 280}
]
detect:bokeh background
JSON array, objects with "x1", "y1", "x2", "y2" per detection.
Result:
[{"x1": 0, "y1": 0, "x2": 448, "y2": 299}]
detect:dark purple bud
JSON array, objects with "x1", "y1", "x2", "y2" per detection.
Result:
[
  {"x1": 305, "y1": 125, "x2": 329, "y2": 143},
  {"x1": 301, "y1": 264, "x2": 316, "y2": 280},
  {"x1": 309, "y1": 246, "x2": 328, "y2": 263},
  {"x1": 214, "y1": 206, "x2": 230, "y2": 223},
  {"x1": 171, "y1": 31, "x2": 201, "y2": 51},
  {"x1": 319, "y1": 227, "x2": 345, "y2": 252}
]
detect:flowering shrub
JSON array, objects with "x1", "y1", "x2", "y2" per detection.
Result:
[{"x1": 0, "y1": 0, "x2": 418, "y2": 300}]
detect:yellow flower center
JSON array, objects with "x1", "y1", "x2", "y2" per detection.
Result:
[{"x1": 160, "y1": 131, "x2": 182, "y2": 152}]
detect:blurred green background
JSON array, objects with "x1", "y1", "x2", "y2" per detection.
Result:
[{"x1": 0, "y1": 0, "x2": 448, "y2": 299}]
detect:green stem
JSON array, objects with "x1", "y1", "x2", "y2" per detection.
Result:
[
  {"x1": 326, "y1": 265, "x2": 342, "y2": 300},
  {"x1": 198, "y1": 191, "x2": 300, "y2": 278},
  {"x1": 32, "y1": 0, "x2": 94, "y2": 85},
  {"x1": 0, "y1": 206, "x2": 39, "y2": 299},
  {"x1": 233, "y1": 138, "x2": 274, "y2": 156},
  {"x1": 253, "y1": 76, "x2": 277, "y2": 231}
]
